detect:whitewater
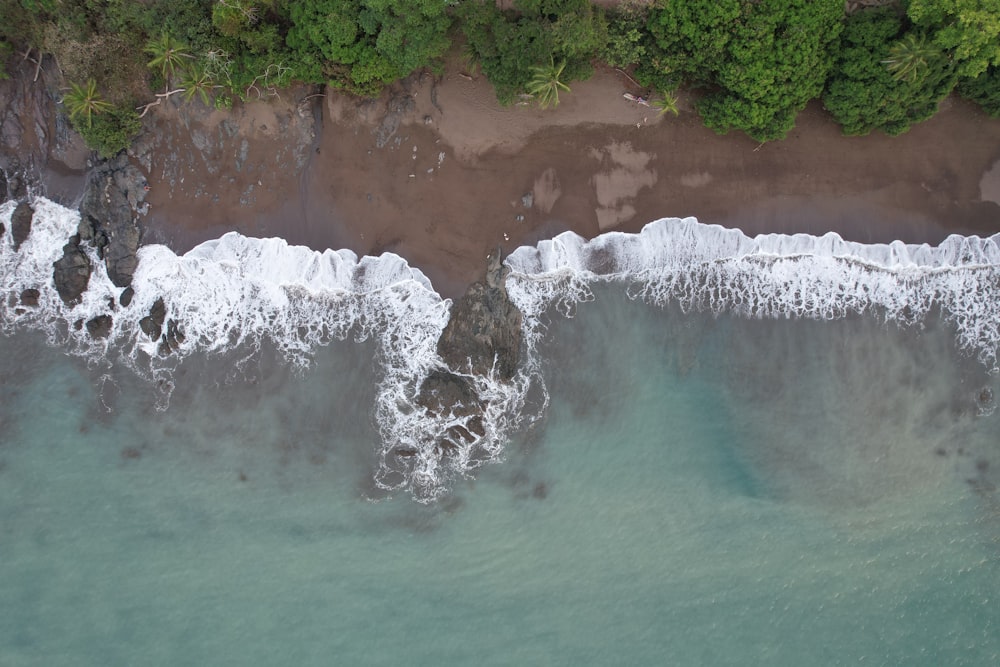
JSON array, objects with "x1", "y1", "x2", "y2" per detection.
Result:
[{"x1": 2, "y1": 196, "x2": 999, "y2": 500}]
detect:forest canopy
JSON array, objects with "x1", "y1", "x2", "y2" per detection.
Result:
[{"x1": 1, "y1": 0, "x2": 998, "y2": 155}]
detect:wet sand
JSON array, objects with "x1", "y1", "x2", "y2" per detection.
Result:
[{"x1": 138, "y1": 62, "x2": 1000, "y2": 299}]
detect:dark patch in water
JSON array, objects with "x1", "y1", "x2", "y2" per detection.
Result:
[
  {"x1": 120, "y1": 446, "x2": 142, "y2": 461},
  {"x1": 934, "y1": 447, "x2": 948, "y2": 457},
  {"x1": 976, "y1": 459, "x2": 990, "y2": 473}
]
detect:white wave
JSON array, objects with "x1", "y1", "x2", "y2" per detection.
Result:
[
  {"x1": 1, "y1": 197, "x2": 521, "y2": 502},
  {"x1": 505, "y1": 217, "x2": 1000, "y2": 369},
  {"x1": 5, "y1": 201, "x2": 999, "y2": 501}
]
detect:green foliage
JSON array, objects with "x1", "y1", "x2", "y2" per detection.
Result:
[
  {"x1": 0, "y1": 40, "x2": 11, "y2": 80},
  {"x1": 652, "y1": 90, "x2": 679, "y2": 117},
  {"x1": 600, "y1": 2, "x2": 649, "y2": 69},
  {"x1": 286, "y1": 0, "x2": 452, "y2": 96},
  {"x1": 906, "y1": 0, "x2": 1000, "y2": 79},
  {"x1": 145, "y1": 33, "x2": 193, "y2": 85},
  {"x1": 958, "y1": 65, "x2": 1000, "y2": 116},
  {"x1": 646, "y1": 0, "x2": 843, "y2": 142},
  {"x1": 823, "y1": 8, "x2": 957, "y2": 136},
  {"x1": 459, "y1": 0, "x2": 606, "y2": 105},
  {"x1": 71, "y1": 104, "x2": 142, "y2": 158},
  {"x1": 883, "y1": 32, "x2": 945, "y2": 82},
  {"x1": 62, "y1": 79, "x2": 113, "y2": 128},
  {"x1": 179, "y1": 62, "x2": 217, "y2": 105},
  {"x1": 527, "y1": 57, "x2": 570, "y2": 109}
]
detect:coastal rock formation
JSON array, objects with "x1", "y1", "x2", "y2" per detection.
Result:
[
  {"x1": 436, "y1": 248, "x2": 522, "y2": 380},
  {"x1": 78, "y1": 154, "x2": 147, "y2": 288},
  {"x1": 85, "y1": 314, "x2": 113, "y2": 339},
  {"x1": 10, "y1": 201, "x2": 33, "y2": 251},
  {"x1": 52, "y1": 234, "x2": 92, "y2": 305},
  {"x1": 139, "y1": 297, "x2": 167, "y2": 341},
  {"x1": 20, "y1": 288, "x2": 40, "y2": 307},
  {"x1": 410, "y1": 249, "x2": 523, "y2": 459}
]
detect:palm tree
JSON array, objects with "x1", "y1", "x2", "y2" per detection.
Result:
[
  {"x1": 652, "y1": 90, "x2": 680, "y2": 116},
  {"x1": 63, "y1": 79, "x2": 113, "y2": 128},
  {"x1": 527, "y1": 57, "x2": 571, "y2": 110},
  {"x1": 180, "y1": 63, "x2": 217, "y2": 105},
  {"x1": 882, "y1": 33, "x2": 941, "y2": 83},
  {"x1": 145, "y1": 33, "x2": 192, "y2": 90}
]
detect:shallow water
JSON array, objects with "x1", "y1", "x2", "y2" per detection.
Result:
[{"x1": 1, "y1": 279, "x2": 998, "y2": 665}]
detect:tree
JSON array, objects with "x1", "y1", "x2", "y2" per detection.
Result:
[
  {"x1": 883, "y1": 32, "x2": 944, "y2": 82},
  {"x1": 145, "y1": 33, "x2": 192, "y2": 90},
  {"x1": 62, "y1": 79, "x2": 113, "y2": 128},
  {"x1": 645, "y1": 0, "x2": 843, "y2": 141},
  {"x1": 906, "y1": 0, "x2": 1000, "y2": 79},
  {"x1": 286, "y1": 0, "x2": 451, "y2": 96},
  {"x1": 527, "y1": 57, "x2": 570, "y2": 109},
  {"x1": 823, "y1": 8, "x2": 957, "y2": 136},
  {"x1": 459, "y1": 0, "x2": 606, "y2": 105},
  {"x1": 958, "y1": 64, "x2": 1000, "y2": 116},
  {"x1": 179, "y1": 62, "x2": 217, "y2": 105}
]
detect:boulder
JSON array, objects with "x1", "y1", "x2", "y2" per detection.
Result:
[
  {"x1": 119, "y1": 287, "x2": 134, "y2": 307},
  {"x1": 85, "y1": 314, "x2": 113, "y2": 339},
  {"x1": 139, "y1": 297, "x2": 166, "y2": 340},
  {"x1": 0, "y1": 168, "x2": 7, "y2": 202},
  {"x1": 52, "y1": 236, "x2": 92, "y2": 304},
  {"x1": 11, "y1": 201, "x2": 33, "y2": 251},
  {"x1": 19, "y1": 288, "x2": 40, "y2": 307}
]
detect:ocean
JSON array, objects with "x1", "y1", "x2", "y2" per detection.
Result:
[{"x1": 1, "y1": 197, "x2": 998, "y2": 665}]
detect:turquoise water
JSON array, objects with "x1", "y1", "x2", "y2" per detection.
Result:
[{"x1": 1, "y1": 283, "x2": 997, "y2": 665}]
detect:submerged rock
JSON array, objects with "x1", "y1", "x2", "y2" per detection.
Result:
[
  {"x1": 11, "y1": 201, "x2": 33, "y2": 251},
  {"x1": 436, "y1": 247, "x2": 522, "y2": 380},
  {"x1": 85, "y1": 314, "x2": 113, "y2": 339},
  {"x1": 52, "y1": 235, "x2": 92, "y2": 304}
]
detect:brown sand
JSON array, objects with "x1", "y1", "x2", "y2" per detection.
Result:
[{"x1": 139, "y1": 63, "x2": 1000, "y2": 299}]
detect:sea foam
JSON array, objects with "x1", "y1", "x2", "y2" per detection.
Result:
[
  {"x1": 3, "y1": 199, "x2": 999, "y2": 500},
  {"x1": 505, "y1": 218, "x2": 1000, "y2": 370}
]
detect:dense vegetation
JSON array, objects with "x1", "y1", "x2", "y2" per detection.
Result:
[{"x1": 0, "y1": 0, "x2": 997, "y2": 155}]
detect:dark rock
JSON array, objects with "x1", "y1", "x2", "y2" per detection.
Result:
[
  {"x1": 0, "y1": 169, "x2": 7, "y2": 202},
  {"x1": 139, "y1": 297, "x2": 167, "y2": 340},
  {"x1": 11, "y1": 201, "x2": 33, "y2": 251},
  {"x1": 52, "y1": 237, "x2": 92, "y2": 304},
  {"x1": 85, "y1": 314, "x2": 113, "y2": 339},
  {"x1": 78, "y1": 160, "x2": 146, "y2": 288},
  {"x1": 19, "y1": 288, "x2": 40, "y2": 307},
  {"x1": 139, "y1": 316, "x2": 161, "y2": 341},
  {"x1": 436, "y1": 248, "x2": 522, "y2": 380},
  {"x1": 0, "y1": 222, "x2": 5, "y2": 238},
  {"x1": 119, "y1": 287, "x2": 134, "y2": 307},
  {"x1": 416, "y1": 369, "x2": 482, "y2": 417},
  {"x1": 162, "y1": 318, "x2": 185, "y2": 353},
  {"x1": 73, "y1": 319, "x2": 83, "y2": 331}
]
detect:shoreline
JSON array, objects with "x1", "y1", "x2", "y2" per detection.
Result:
[{"x1": 5, "y1": 60, "x2": 1000, "y2": 300}]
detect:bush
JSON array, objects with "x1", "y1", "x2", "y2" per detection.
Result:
[
  {"x1": 823, "y1": 9, "x2": 957, "y2": 136},
  {"x1": 958, "y1": 66, "x2": 1000, "y2": 117},
  {"x1": 459, "y1": 0, "x2": 606, "y2": 105},
  {"x1": 72, "y1": 105, "x2": 143, "y2": 158}
]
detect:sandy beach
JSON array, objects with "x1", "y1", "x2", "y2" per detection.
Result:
[{"x1": 136, "y1": 60, "x2": 1000, "y2": 299}]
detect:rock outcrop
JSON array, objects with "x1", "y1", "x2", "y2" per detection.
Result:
[
  {"x1": 409, "y1": 249, "x2": 524, "y2": 461},
  {"x1": 78, "y1": 154, "x2": 147, "y2": 288},
  {"x1": 435, "y1": 247, "x2": 522, "y2": 380},
  {"x1": 85, "y1": 314, "x2": 113, "y2": 339}
]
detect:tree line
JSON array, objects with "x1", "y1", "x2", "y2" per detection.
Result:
[{"x1": 1, "y1": 0, "x2": 998, "y2": 157}]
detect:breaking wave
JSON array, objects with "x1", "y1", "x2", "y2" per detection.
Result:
[
  {"x1": 3, "y1": 199, "x2": 1000, "y2": 500},
  {"x1": 506, "y1": 218, "x2": 1000, "y2": 370}
]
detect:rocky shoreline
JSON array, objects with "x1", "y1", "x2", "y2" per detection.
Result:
[{"x1": 1, "y1": 57, "x2": 526, "y2": 437}]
